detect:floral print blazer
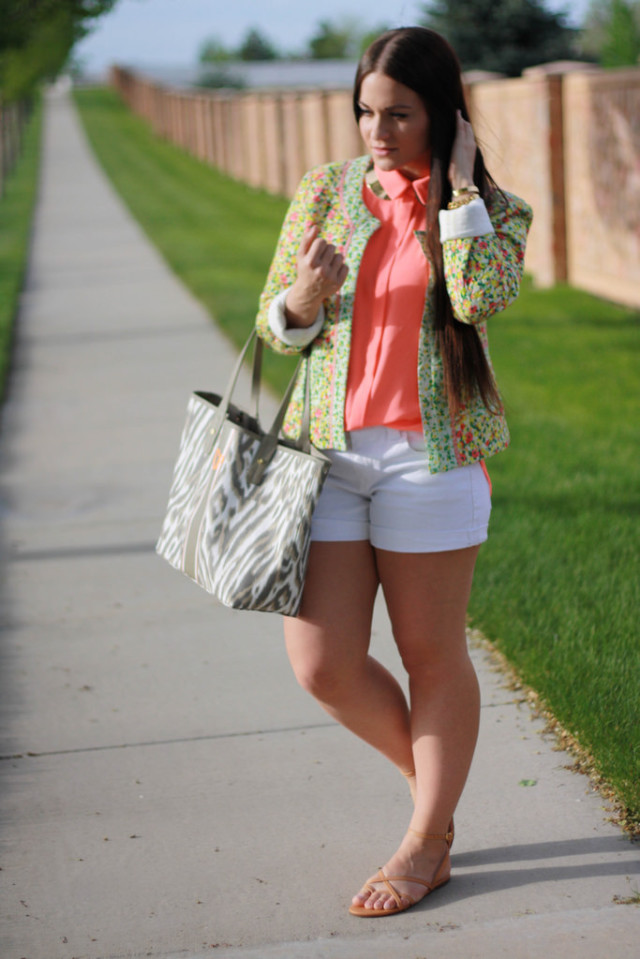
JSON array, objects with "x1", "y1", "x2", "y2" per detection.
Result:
[{"x1": 256, "y1": 155, "x2": 532, "y2": 474}]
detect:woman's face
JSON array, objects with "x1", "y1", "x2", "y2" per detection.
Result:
[{"x1": 357, "y1": 71, "x2": 430, "y2": 180}]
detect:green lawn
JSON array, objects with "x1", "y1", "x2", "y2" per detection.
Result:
[
  {"x1": 0, "y1": 97, "x2": 42, "y2": 397},
  {"x1": 74, "y1": 86, "x2": 640, "y2": 825},
  {"x1": 473, "y1": 283, "x2": 639, "y2": 824}
]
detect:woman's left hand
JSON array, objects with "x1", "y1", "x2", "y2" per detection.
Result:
[{"x1": 448, "y1": 110, "x2": 477, "y2": 191}]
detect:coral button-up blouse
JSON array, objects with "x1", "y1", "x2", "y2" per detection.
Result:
[{"x1": 344, "y1": 165, "x2": 430, "y2": 433}]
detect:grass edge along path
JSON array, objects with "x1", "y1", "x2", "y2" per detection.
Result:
[
  {"x1": 0, "y1": 96, "x2": 43, "y2": 399},
  {"x1": 74, "y1": 86, "x2": 640, "y2": 828},
  {"x1": 470, "y1": 629, "x2": 639, "y2": 838}
]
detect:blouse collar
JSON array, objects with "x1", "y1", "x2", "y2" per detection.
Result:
[{"x1": 368, "y1": 165, "x2": 431, "y2": 206}]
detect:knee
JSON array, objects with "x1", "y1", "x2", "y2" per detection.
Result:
[
  {"x1": 289, "y1": 653, "x2": 352, "y2": 702},
  {"x1": 399, "y1": 644, "x2": 474, "y2": 683}
]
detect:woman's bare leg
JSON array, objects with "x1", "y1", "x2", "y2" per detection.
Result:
[
  {"x1": 352, "y1": 545, "x2": 481, "y2": 911},
  {"x1": 284, "y1": 541, "x2": 415, "y2": 777}
]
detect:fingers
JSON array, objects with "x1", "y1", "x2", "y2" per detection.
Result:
[
  {"x1": 336, "y1": 261, "x2": 349, "y2": 287},
  {"x1": 455, "y1": 108, "x2": 473, "y2": 132},
  {"x1": 311, "y1": 239, "x2": 338, "y2": 272},
  {"x1": 299, "y1": 223, "x2": 319, "y2": 256},
  {"x1": 456, "y1": 110, "x2": 476, "y2": 153},
  {"x1": 301, "y1": 225, "x2": 339, "y2": 270},
  {"x1": 449, "y1": 110, "x2": 477, "y2": 188},
  {"x1": 298, "y1": 224, "x2": 348, "y2": 293}
]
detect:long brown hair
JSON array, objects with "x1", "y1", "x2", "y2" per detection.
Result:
[{"x1": 354, "y1": 27, "x2": 501, "y2": 416}]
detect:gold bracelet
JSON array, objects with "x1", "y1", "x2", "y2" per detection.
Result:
[
  {"x1": 447, "y1": 194, "x2": 479, "y2": 210},
  {"x1": 452, "y1": 185, "x2": 480, "y2": 197}
]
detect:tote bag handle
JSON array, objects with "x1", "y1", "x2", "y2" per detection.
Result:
[{"x1": 209, "y1": 329, "x2": 313, "y2": 484}]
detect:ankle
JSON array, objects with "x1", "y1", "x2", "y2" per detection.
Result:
[{"x1": 408, "y1": 823, "x2": 454, "y2": 846}]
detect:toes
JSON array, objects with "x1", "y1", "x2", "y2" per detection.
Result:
[
  {"x1": 365, "y1": 890, "x2": 400, "y2": 911},
  {"x1": 352, "y1": 877, "x2": 411, "y2": 912},
  {"x1": 372, "y1": 892, "x2": 403, "y2": 911},
  {"x1": 351, "y1": 887, "x2": 385, "y2": 910},
  {"x1": 352, "y1": 886, "x2": 373, "y2": 906},
  {"x1": 365, "y1": 892, "x2": 385, "y2": 910}
]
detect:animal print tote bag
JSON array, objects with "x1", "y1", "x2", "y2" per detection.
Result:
[{"x1": 156, "y1": 331, "x2": 330, "y2": 615}]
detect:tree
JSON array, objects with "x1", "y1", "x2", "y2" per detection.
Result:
[
  {"x1": 580, "y1": 0, "x2": 640, "y2": 65},
  {"x1": 602, "y1": 0, "x2": 640, "y2": 64},
  {"x1": 198, "y1": 69, "x2": 245, "y2": 90},
  {"x1": 420, "y1": 0, "x2": 579, "y2": 76},
  {"x1": 1, "y1": 0, "x2": 119, "y2": 100},
  {"x1": 307, "y1": 17, "x2": 390, "y2": 59},
  {"x1": 237, "y1": 27, "x2": 277, "y2": 61},
  {"x1": 198, "y1": 36, "x2": 232, "y2": 64},
  {"x1": 308, "y1": 19, "x2": 354, "y2": 59},
  {"x1": 198, "y1": 36, "x2": 242, "y2": 89},
  {"x1": 597, "y1": 0, "x2": 640, "y2": 67}
]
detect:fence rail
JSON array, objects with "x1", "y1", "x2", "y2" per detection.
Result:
[{"x1": 111, "y1": 65, "x2": 640, "y2": 309}]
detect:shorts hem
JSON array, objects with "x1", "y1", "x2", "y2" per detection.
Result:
[
  {"x1": 311, "y1": 524, "x2": 490, "y2": 552},
  {"x1": 311, "y1": 519, "x2": 369, "y2": 542},
  {"x1": 370, "y1": 527, "x2": 489, "y2": 552}
]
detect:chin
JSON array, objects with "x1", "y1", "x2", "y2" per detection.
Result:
[{"x1": 371, "y1": 154, "x2": 400, "y2": 169}]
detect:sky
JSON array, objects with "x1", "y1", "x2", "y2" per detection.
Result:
[{"x1": 75, "y1": 0, "x2": 593, "y2": 75}]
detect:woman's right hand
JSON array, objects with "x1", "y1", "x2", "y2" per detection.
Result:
[{"x1": 285, "y1": 224, "x2": 349, "y2": 328}]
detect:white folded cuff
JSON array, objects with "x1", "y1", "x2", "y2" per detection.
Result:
[
  {"x1": 439, "y1": 199, "x2": 495, "y2": 242},
  {"x1": 268, "y1": 288, "x2": 325, "y2": 347}
]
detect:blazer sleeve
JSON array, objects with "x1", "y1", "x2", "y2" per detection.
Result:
[
  {"x1": 439, "y1": 190, "x2": 533, "y2": 326},
  {"x1": 255, "y1": 171, "x2": 325, "y2": 356}
]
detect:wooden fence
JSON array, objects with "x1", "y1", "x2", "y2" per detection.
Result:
[{"x1": 111, "y1": 65, "x2": 640, "y2": 309}]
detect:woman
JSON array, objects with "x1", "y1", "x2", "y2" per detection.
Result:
[{"x1": 256, "y1": 27, "x2": 532, "y2": 916}]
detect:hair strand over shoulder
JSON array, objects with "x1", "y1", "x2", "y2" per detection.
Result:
[{"x1": 354, "y1": 27, "x2": 503, "y2": 417}]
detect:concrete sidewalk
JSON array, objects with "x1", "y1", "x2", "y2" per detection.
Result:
[{"x1": 0, "y1": 91, "x2": 637, "y2": 959}]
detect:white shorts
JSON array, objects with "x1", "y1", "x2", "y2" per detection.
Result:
[{"x1": 311, "y1": 427, "x2": 492, "y2": 552}]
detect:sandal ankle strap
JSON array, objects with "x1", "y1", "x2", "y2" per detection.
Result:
[{"x1": 408, "y1": 826, "x2": 454, "y2": 844}]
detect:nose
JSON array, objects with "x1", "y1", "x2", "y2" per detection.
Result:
[{"x1": 371, "y1": 114, "x2": 391, "y2": 141}]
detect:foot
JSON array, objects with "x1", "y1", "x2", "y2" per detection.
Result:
[{"x1": 350, "y1": 830, "x2": 450, "y2": 914}]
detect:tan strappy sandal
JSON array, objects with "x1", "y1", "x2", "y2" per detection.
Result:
[
  {"x1": 400, "y1": 773, "x2": 455, "y2": 849},
  {"x1": 348, "y1": 827, "x2": 453, "y2": 917}
]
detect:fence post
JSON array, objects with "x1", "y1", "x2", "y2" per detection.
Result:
[
  {"x1": 281, "y1": 92, "x2": 304, "y2": 195},
  {"x1": 261, "y1": 93, "x2": 286, "y2": 195},
  {"x1": 547, "y1": 74, "x2": 568, "y2": 284},
  {"x1": 326, "y1": 90, "x2": 362, "y2": 164}
]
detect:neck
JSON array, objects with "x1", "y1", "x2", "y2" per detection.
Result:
[{"x1": 400, "y1": 159, "x2": 430, "y2": 181}]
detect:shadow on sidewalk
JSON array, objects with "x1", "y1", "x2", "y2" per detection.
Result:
[
  {"x1": 455, "y1": 835, "x2": 636, "y2": 866},
  {"x1": 410, "y1": 834, "x2": 640, "y2": 912}
]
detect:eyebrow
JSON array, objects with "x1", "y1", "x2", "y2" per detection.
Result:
[{"x1": 357, "y1": 101, "x2": 414, "y2": 110}]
